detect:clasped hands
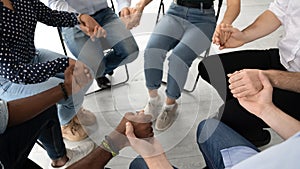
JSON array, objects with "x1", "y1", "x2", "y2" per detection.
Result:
[
  {"x1": 78, "y1": 14, "x2": 107, "y2": 41},
  {"x1": 119, "y1": 7, "x2": 143, "y2": 30},
  {"x1": 213, "y1": 24, "x2": 274, "y2": 117}
]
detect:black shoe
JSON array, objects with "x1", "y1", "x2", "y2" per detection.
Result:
[
  {"x1": 107, "y1": 71, "x2": 114, "y2": 76},
  {"x1": 96, "y1": 76, "x2": 111, "y2": 89},
  {"x1": 244, "y1": 129, "x2": 271, "y2": 147}
]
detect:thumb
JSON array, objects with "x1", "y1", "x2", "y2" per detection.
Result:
[
  {"x1": 259, "y1": 71, "x2": 272, "y2": 89},
  {"x1": 125, "y1": 122, "x2": 136, "y2": 138}
]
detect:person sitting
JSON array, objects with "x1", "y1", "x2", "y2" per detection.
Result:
[
  {"x1": 49, "y1": 0, "x2": 139, "y2": 89},
  {"x1": 127, "y1": 70, "x2": 300, "y2": 169},
  {"x1": 126, "y1": 0, "x2": 240, "y2": 131},
  {"x1": 197, "y1": 71, "x2": 300, "y2": 169},
  {"x1": 198, "y1": 0, "x2": 300, "y2": 146},
  {"x1": 0, "y1": 63, "x2": 96, "y2": 168},
  {"x1": 0, "y1": 63, "x2": 154, "y2": 168},
  {"x1": 0, "y1": 0, "x2": 105, "y2": 141}
]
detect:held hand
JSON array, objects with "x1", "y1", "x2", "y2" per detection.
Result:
[
  {"x1": 126, "y1": 122, "x2": 164, "y2": 158},
  {"x1": 218, "y1": 26, "x2": 246, "y2": 49},
  {"x1": 212, "y1": 23, "x2": 232, "y2": 46},
  {"x1": 228, "y1": 69, "x2": 263, "y2": 98},
  {"x1": 79, "y1": 14, "x2": 107, "y2": 40},
  {"x1": 64, "y1": 58, "x2": 93, "y2": 94},
  {"x1": 236, "y1": 72, "x2": 274, "y2": 117},
  {"x1": 120, "y1": 7, "x2": 142, "y2": 29},
  {"x1": 109, "y1": 112, "x2": 154, "y2": 151}
]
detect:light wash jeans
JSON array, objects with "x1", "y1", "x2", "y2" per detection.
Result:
[
  {"x1": 0, "y1": 49, "x2": 90, "y2": 125},
  {"x1": 62, "y1": 7, "x2": 139, "y2": 78},
  {"x1": 144, "y1": 3, "x2": 216, "y2": 99},
  {"x1": 197, "y1": 119, "x2": 260, "y2": 169}
]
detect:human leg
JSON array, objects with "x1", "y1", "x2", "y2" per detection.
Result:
[
  {"x1": 198, "y1": 49, "x2": 284, "y2": 101},
  {"x1": 198, "y1": 49, "x2": 291, "y2": 145},
  {"x1": 154, "y1": 6, "x2": 215, "y2": 130},
  {"x1": 143, "y1": 14, "x2": 182, "y2": 120},
  {"x1": 0, "y1": 49, "x2": 94, "y2": 141},
  {"x1": 129, "y1": 156, "x2": 178, "y2": 169},
  {"x1": 197, "y1": 119, "x2": 259, "y2": 169},
  {"x1": 0, "y1": 106, "x2": 66, "y2": 169}
]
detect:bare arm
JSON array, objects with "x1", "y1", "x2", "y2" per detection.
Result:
[
  {"x1": 239, "y1": 10, "x2": 281, "y2": 44},
  {"x1": 234, "y1": 72, "x2": 300, "y2": 140},
  {"x1": 68, "y1": 112, "x2": 153, "y2": 169},
  {"x1": 221, "y1": 0, "x2": 240, "y2": 24},
  {"x1": 7, "y1": 85, "x2": 67, "y2": 127},
  {"x1": 263, "y1": 70, "x2": 300, "y2": 93},
  {"x1": 212, "y1": 0, "x2": 240, "y2": 45},
  {"x1": 7, "y1": 60, "x2": 92, "y2": 127},
  {"x1": 259, "y1": 104, "x2": 300, "y2": 140}
]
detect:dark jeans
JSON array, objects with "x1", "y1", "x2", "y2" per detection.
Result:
[
  {"x1": 0, "y1": 106, "x2": 66, "y2": 169},
  {"x1": 197, "y1": 119, "x2": 260, "y2": 169},
  {"x1": 129, "y1": 156, "x2": 178, "y2": 169},
  {"x1": 198, "y1": 49, "x2": 300, "y2": 141}
]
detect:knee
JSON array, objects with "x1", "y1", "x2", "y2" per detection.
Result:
[
  {"x1": 196, "y1": 118, "x2": 219, "y2": 145},
  {"x1": 118, "y1": 38, "x2": 139, "y2": 63},
  {"x1": 129, "y1": 157, "x2": 148, "y2": 169}
]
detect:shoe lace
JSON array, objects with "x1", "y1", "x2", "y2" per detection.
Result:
[
  {"x1": 70, "y1": 122, "x2": 80, "y2": 135},
  {"x1": 160, "y1": 109, "x2": 169, "y2": 121}
]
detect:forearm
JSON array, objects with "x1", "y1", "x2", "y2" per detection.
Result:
[
  {"x1": 221, "y1": 0, "x2": 240, "y2": 24},
  {"x1": 241, "y1": 10, "x2": 281, "y2": 44},
  {"x1": 263, "y1": 70, "x2": 300, "y2": 93},
  {"x1": 68, "y1": 130, "x2": 127, "y2": 169},
  {"x1": 144, "y1": 154, "x2": 173, "y2": 169},
  {"x1": 259, "y1": 105, "x2": 300, "y2": 140},
  {"x1": 7, "y1": 85, "x2": 65, "y2": 127},
  {"x1": 67, "y1": 146, "x2": 112, "y2": 169},
  {"x1": 135, "y1": 0, "x2": 152, "y2": 12}
]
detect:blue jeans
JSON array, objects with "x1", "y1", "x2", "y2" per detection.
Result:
[
  {"x1": 129, "y1": 156, "x2": 178, "y2": 169},
  {"x1": 62, "y1": 8, "x2": 139, "y2": 77},
  {"x1": 0, "y1": 49, "x2": 90, "y2": 125},
  {"x1": 0, "y1": 106, "x2": 66, "y2": 169},
  {"x1": 144, "y1": 3, "x2": 216, "y2": 99},
  {"x1": 196, "y1": 119, "x2": 260, "y2": 169}
]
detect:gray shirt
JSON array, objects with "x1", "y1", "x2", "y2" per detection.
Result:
[{"x1": 0, "y1": 99, "x2": 8, "y2": 134}]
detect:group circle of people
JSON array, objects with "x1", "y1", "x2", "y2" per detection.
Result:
[{"x1": 0, "y1": 0, "x2": 299, "y2": 168}]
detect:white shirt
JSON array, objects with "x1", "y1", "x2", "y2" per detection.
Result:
[
  {"x1": 269, "y1": 0, "x2": 300, "y2": 72},
  {"x1": 48, "y1": 0, "x2": 131, "y2": 15},
  {"x1": 230, "y1": 132, "x2": 300, "y2": 169}
]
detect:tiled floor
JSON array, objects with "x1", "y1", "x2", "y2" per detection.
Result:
[{"x1": 30, "y1": 0, "x2": 283, "y2": 168}]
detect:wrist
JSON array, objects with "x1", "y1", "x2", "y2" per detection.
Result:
[
  {"x1": 76, "y1": 13, "x2": 83, "y2": 24},
  {"x1": 108, "y1": 130, "x2": 129, "y2": 151},
  {"x1": 258, "y1": 104, "x2": 276, "y2": 119},
  {"x1": 58, "y1": 83, "x2": 69, "y2": 100},
  {"x1": 144, "y1": 153, "x2": 173, "y2": 169},
  {"x1": 135, "y1": 3, "x2": 144, "y2": 12}
]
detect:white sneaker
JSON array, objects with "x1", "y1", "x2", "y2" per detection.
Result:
[
  {"x1": 144, "y1": 95, "x2": 163, "y2": 121},
  {"x1": 50, "y1": 140, "x2": 95, "y2": 168},
  {"x1": 155, "y1": 103, "x2": 178, "y2": 131}
]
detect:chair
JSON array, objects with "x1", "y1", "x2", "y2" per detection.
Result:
[
  {"x1": 56, "y1": 0, "x2": 130, "y2": 96},
  {"x1": 157, "y1": 0, "x2": 223, "y2": 92}
]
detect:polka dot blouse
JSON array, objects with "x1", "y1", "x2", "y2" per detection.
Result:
[{"x1": 0, "y1": 0, "x2": 79, "y2": 84}]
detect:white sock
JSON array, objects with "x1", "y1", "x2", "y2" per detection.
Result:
[
  {"x1": 149, "y1": 95, "x2": 160, "y2": 103},
  {"x1": 164, "y1": 103, "x2": 176, "y2": 110}
]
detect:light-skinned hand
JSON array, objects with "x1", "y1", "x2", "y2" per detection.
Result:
[
  {"x1": 228, "y1": 69, "x2": 263, "y2": 98},
  {"x1": 236, "y1": 71, "x2": 274, "y2": 118}
]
